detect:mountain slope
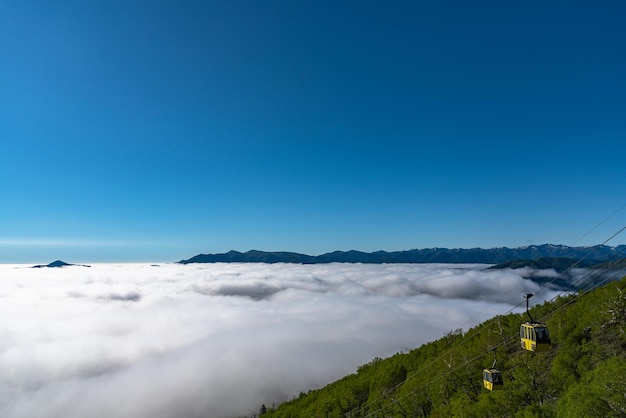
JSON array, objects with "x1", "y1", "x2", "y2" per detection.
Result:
[
  {"x1": 259, "y1": 275, "x2": 626, "y2": 417},
  {"x1": 488, "y1": 257, "x2": 596, "y2": 272}
]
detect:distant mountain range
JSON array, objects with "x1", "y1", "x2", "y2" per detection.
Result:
[{"x1": 179, "y1": 244, "x2": 626, "y2": 265}]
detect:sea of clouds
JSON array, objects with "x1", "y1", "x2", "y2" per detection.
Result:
[{"x1": 0, "y1": 262, "x2": 567, "y2": 417}]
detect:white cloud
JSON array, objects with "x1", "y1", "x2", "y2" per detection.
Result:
[{"x1": 0, "y1": 263, "x2": 558, "y2": 417}]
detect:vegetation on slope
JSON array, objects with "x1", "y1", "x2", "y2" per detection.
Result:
[{"x1": 259, "y1": 275, "x2": 626, "y2": 418}]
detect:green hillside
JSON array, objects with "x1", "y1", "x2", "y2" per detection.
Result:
[{"x1": 259, "y1": 275, "x2": 626, "y2": 418}]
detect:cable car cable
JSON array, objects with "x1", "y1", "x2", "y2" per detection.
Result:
[
  {"x1": 347, "y1": 226, "x2": 626, "y2": 417},
  {"x1": 359, "y1": 264, "x2": 622, "y2": 418},
  {"x1": 572, "y1": 204, "x2": 626, "y2": 246},
  {"x1": 350, "y1": 252, "x2": 623, "y2": 417}
]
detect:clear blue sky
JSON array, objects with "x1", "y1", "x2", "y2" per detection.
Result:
[{"x1": 1, "y1": 1, "x2": 625, "y2": 263}]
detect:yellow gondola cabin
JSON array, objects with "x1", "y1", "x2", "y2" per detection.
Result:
[
  {"x1": 520, "y1": 322, "x2": 551, "y2": 352},
  {"x1": 483, "y1": 368, "x2": 503, "y2": 391}
]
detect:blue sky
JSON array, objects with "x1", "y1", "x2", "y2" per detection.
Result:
[{"x1": 1, "y1": 1, "x2": 625, "y2": 263}]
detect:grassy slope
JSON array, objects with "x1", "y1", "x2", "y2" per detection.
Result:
[{"x1": 261, "y1": 275, "x2": 626, "y2": 418}]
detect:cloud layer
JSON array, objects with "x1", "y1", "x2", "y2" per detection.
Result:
[{"x1": 0, "y1": 263, "x2": 560, "y2": 417}]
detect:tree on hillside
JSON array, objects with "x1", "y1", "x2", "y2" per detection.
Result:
[{"x1": 557, "y1": 357, "x2": 626, "y2": 417}]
